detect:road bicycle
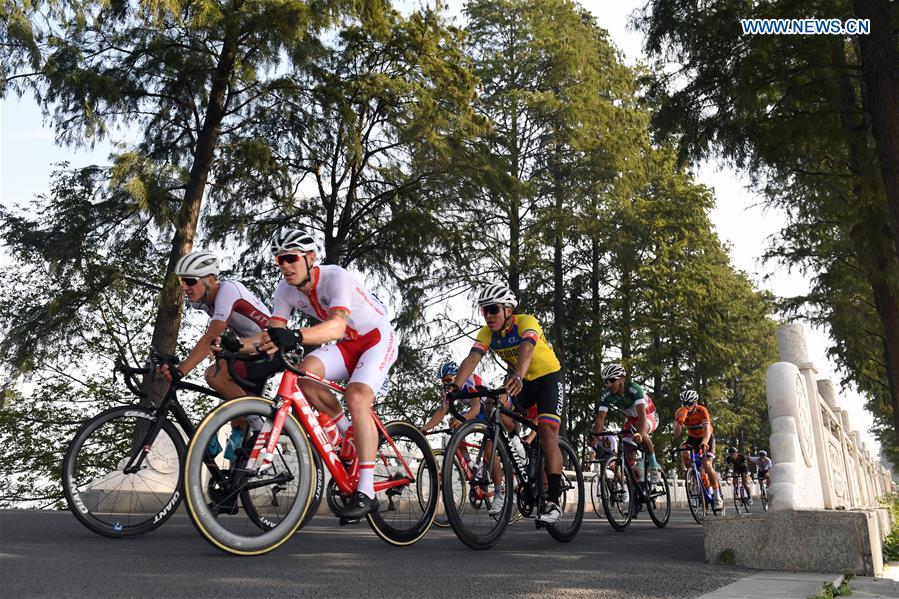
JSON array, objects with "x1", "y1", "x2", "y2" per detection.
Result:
[
  {"x1": 590, "y1": 429, "x2": 671, "y2": 531},
  {"x1": 183, "y1": 348, "x2": 438, "y2": 555},
  {"x1": 440, "y1": 387, "x2": 584, "y2": 550},
  {"x1": 757, "y1": 471, "x2": 770, "y2": 511},
  {"x1": 672, "y1": 446, "x2": 723, "y2": 524},
  {"x1": 731, "y1": 470, "x2": 752, "y2": 514},
  {"x1": 61, "y1": 348, "x2": 322, "y2": 538}
]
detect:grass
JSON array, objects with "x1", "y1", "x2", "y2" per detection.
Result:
[
  {"x1": 808, "y1": 575, "x2": 852, "y2": 599},
  {"x1": 880, "y1": 495, "x2": 899, "y2": 562}
]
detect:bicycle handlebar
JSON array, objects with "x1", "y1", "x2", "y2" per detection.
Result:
[{"x1": 445, "y1": 386, "x2": 505, "y2": 422}]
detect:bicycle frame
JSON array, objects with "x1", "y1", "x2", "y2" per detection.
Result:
[{"x1": 247, "y1": 366, "x2": 417, "y2": 497}]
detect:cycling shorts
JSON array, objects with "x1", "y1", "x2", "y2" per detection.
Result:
[
  {"x1": 307, "y1": 327, "x2": 398, "y2": 396},
  {"x1": 684, "y1": 435, "x2": 716, "y2": 457},
  {"x1": 625, "y1": 410, "x2": 659, "y2": 434},
  {"x1": 514, "y1": 370, "x2": 563, "y2": 428}
]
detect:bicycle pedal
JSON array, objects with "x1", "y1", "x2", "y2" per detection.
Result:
[{"x1": 339, "y1": 517, "x2": 362, "y2": 526}]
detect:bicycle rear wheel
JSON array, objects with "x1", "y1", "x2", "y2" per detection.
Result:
[
  {"x1": 645, "y1": 469, "x2": 671, "y2": 528},
  {"x1": 442, "y1": 421, "x2": 514, "y2": 550},
  {"x1": 684, "y1": 469, "x2": 705, "y2": 524},
  {"x1": 367, "y1": 421, "x2": 438, "y2": 546},
  {"x1": 546, "y1": 436, "x2": 584, "y2": 542},
  {"x1": 62, "y1": 405, "x2": 185, "y2": 538},
  {"x1": 184, "y1": 397, "x2": 315, "y2": 556},
  {"x1": 600, "y1": 455, "x2": 634, "y2": 531}
]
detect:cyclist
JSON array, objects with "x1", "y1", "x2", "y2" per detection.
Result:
[
  {"x1": 421, "y1": 362, "x2": 487, "y2": 433},
  {"x1": 257, "y1": 228, "x2": 398, "y2": 521},
  {"x1": 592, "y1": 363, "x2": 662, "y2": 482},
  {"x1": 448, "y1": 283, "x2": 565, "y2": 525},
  {"x1": 673, "y1": 390, "x2": 723, "y2": 509},
  {"x1": 725, "y1": 446, "x2": 753, "y2": 505},
  {"x1": 749, "y1": 450, "x2": 772, "y2": 487},
  {"x1": 159, "y1": 250, "x2": 275, "y2": 399}
]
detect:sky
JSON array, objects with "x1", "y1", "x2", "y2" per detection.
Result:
[{"x1": 0, "y1": 0, "x2": 883, "y2": 458}]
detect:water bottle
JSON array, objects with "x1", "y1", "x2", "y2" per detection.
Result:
[
  {"x1": 509, "y1": 434, "x2": 527, "y2": 470},
  {"x1": 317, "y1": 411, "x2": 342, "y2": 448},
  {"x1": 223, "y1": 428, "x2": 244, "y2": 461},
  {"x1": 339, "y1": 425, "x2": 356, "y2": 463}
]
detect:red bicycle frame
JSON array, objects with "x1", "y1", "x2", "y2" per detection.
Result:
[{"x1": 247, "y1": 366, "x2": 416, "y2": 497}]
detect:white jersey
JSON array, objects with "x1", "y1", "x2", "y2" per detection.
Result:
[
  {"x1": 190, "y1": 279, "x2": 271, "y2": 337},
  {"x1": 749, "y1": 456, "x2": 773, "y2": 471},
  {"x1": 270, "y1": 265, "x2": 392, "y2": 339}
]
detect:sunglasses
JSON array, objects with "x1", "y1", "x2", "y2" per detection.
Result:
[
  {"x1": 275, "y1": 253, "x2": 305, "y2": 266},
  {"x1": 604, "y1": 377, "x2": 621, "y2": 385},
  {"x1": 180, "y1": 277, "x2": 199, "y2": 287},
  {"x1": 481, "y1": 304, "x2": 503, "y2": 316},
  {"x1": 441, "y1": 376, "x2": 454, "y2": 384}
]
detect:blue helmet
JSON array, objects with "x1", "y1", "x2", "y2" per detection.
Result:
[{"x1": 438, "y1": 362, "x2": 459, "y2": 379}]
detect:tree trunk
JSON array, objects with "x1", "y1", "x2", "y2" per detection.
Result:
[
  {"x1": 854, "y1": 0, "x2": 899, "y2": 263},
  {"x1": 141, "y1": 5, "x2": 240, "y2": 400},
  {"x1": 550, "y1": 148, "x2": 567, "y2": 433}
]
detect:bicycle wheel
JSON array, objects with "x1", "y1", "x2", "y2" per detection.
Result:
[
  {"x1": 423, "y1": 449, "x2": 465, "y2": 528},
  {"x1": 684, "y1": 469, "x2": 705, "y2": 524},
  {"x1": 366, "y1": 421, "x2": 438, "y2": 545},
  {"x1": 443, "y1": 420, "x2": 514, "y2": 550},
  {"x1": 184, "y1": 397, "x2": 316, "y2": 556},
  {"x1": 600, "y1": 455, "x2": 634, "y2": 531},
  {"x1": 732, "y1": 485, "x2": 745, "y2": 514},
  {"x1": 546, "y1": 436, "x2": 584, "y2": 542},
  {"x1": 62, "y1": 405, "x2": 186, "y2": 538},
  {"x1": 590, "y1": 472, "x2": 604, "y2": 518},
  {"x1": 761, "y1": 482, "x2": 770, "y2": 512},
  {"x1": 645, "y1": 470, "x2": 671, "y2": 528},
  {"x1": 244, "y1": 441, "x2": 323, "y2": 531},
  {"x1": 741, "y1": 484, "x2": 752, "y2": 513}
]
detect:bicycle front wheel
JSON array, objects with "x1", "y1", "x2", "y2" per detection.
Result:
[
  {"x1": 600, "y1": 455, "x2": 634, "y2": 531},
  {"x1": 62, "y1": 405, "x2": 186, "y2": 538},
  {"x1": 184, "y1": 397, "x2": 316, "y2": 556},
  {"x1": 443, "y1": 421, "x2": 514, "y2": 550},
  {"x1": 684, "y1": 469, "x2": 705, "y2": 524},
  {"x1": 546, "y1": 436, "x2": 584, "y2": 542},
  {"x1": 645, "y1": 471, "x2": 671, "y2": 528},
  {"x1": 367, "y1": 421, "x2": 438, "y2": 546},
  {"x1": 590, "y1": 472, "x2": 604, "y2": 518},
  {"x1": 424, "y1": 448, "x2": 465, "y2": 528}
]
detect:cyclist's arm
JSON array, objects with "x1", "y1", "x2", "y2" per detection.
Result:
[
  {"x1": 452, "y1": 352, "x2": 483, "y2": 388},
  {"x1": 701, "y1": 422, "x2": 712, "y2": 446},
  {"x1": 267, "y1": 310, "x2": 349, "y2": 346},
  {"x1": 512, "y1": 339, "x2": 535, "y2": 379},
  {"x1": 673, "y1": 420, "x2": 683, "y2": 438},
  {"x1": 421, "y1": 404, "x2": 449, "y2": 433},
  {"x1": 592, "y1": 409, "x2": 608, "y2": 435},
  {"x1": 177, "y1": 319, "x2": 228, "y2": 376}
]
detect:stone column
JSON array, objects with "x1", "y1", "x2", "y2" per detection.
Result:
[
  {"x1": 776, "y1": 324, "x2": 835, "y2": 508},
  {"x1": 839, "y1": 410, "x2": 861, "y2": 507}
]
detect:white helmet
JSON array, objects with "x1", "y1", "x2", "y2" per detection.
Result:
[
  {"x1": 601, "y1": 363, "x2": 626, "y2": 382},
  {"x1": 174, "y1": 251, "x2": 219, "y2": 277},
  {"x1": 680, "y1": 390, "x2": 699, "y2": 406},
  {"x1": 270, "y1": 228, "x2": 316, "y2": 255},
  {"x1": 477, "y1": 283, "x2": 518, "y2": 308}
]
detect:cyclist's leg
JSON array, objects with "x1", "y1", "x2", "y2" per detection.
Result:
[
  {"x1": 296, "y1": 352, "x2": 347, "y2": 422},
  {"x1": 742, "y1": 471, "x2": 752, "y2": 502},
  {"x1": 205, "y1": 358, "x2": 253, "y2": 400}
]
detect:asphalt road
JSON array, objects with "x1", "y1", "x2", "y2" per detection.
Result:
[{"x1": 0, "y1": 509, "x2": 746, "y2": 598}]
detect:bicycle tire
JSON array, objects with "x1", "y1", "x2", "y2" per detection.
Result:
[
  {"x1": 761, "y1": 482, "x2": 770, "y2": 512},
  {"x1": 442, "y1": 420, "x2": 514, "y2": 550},
  {"x1": 684, "y1": 469, "x2": 704, "y2": 525},
  {"x1": 184, "y1": 397, "x2": 315, "y2": 556},
  {"x1": 645, "y1": 470, "x2": 671, "y2": 528},
  {"x1": 62, "y1": 405, "x2": 186, "y2": 538},
  {"x1": 600, "y1": 455, "x2": 634, "y2": 531},
  {"x1": 424, "y1": 448, "x2": 465, "y2": 528},
  {"x1": 366, "y1": 421, "x2": 438, "y2": 546},
  {"x1": 545, "y1": 436, "x2": 584, "y2": 542},
  {"x1": 590, "y1": 472, "x2": 604, "y2": 518}
]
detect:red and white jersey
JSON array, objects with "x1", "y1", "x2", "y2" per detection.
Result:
[
  {"x1": 190, "y1": 280, "x2": 271, "y2": 337},
  {"x1": 269, "y1": 265, "x2": 392, "y2": 339}
]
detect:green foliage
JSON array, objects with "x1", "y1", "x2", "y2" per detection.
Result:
[{"x1": 719, "y1": 548, "x2": 736, "y2": 565}]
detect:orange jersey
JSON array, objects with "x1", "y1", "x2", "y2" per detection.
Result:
[{"x1": 675, "y1": 405, "x2": 713, "y2": 439}]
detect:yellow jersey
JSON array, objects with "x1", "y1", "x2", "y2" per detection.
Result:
[{"x1": 471, "y1": 314, "x2": 561, "y2": 381}]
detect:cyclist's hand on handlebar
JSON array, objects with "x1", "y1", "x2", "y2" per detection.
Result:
[
  {"x1": 158, "y1": 363, "x2": 183, "y2": 383},
  {"x1": 259, "y1": 326, "x2": 302, "y2": 354},
  {"x1": 504, "y1": 373, "x2": 523, "y2": 396},
  {"x1": 444, "y1": 382, "x2": 460, "y2": 398},
  {"x1": 219, "y1": 332, "x2": 242, "y2": 353}
]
